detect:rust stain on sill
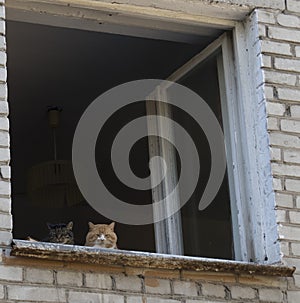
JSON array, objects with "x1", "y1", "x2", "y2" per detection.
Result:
[{"x1": 10, "y1": 240, "x2": 295, "y2": 277}]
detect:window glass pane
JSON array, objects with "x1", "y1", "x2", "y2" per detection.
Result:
[{"x1": 171, "y1": 50, "x2": 234, "y2": 259}]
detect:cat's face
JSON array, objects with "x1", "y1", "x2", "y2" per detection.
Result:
[
  {"x1": 47, "y1": 221, "x2": 74, "y2": 245},
  {"x1": 85, "y1": 222, "x2": 117, "y2": 249}
]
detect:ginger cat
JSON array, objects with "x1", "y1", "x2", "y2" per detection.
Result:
[{"x1": 85, "y1": 222, "x2": 117, "y2": 249}]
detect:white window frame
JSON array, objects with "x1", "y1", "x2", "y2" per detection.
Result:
[
  {"x1": 6, "y1": 0, "x2": 280, "y2": 264},
  {"x1": 146, "y1": 33, "x2": 243, "y2": 259}
]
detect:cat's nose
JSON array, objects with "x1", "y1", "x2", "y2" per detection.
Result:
[{"x1": 99, "y1": 234, "x2": 105, "y2": 241}]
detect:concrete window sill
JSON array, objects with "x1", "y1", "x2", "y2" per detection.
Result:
[{"x1": 11, "y1": 239, "x2": 295, "y2": 277}]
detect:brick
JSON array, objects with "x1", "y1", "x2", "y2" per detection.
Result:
[
  {"x1": 275, "y1": 193, "x2": 293, "y2": 208},
  {"x1": 280, "y1": 240, "x2": 290, "y2": 256},
  {"x1": 0, "y1": 22, "x2": 4, "y2": 36},
  {"x1": 0, "y1": 165, "x2": 10, "y2": 179},
  {"x1": 259, "y1": 288, "x2": 283, "y2": 302},
  {"x1": 0, "y1": 265, "x2": 22, "y2": 281},
  {"x1": 147, "y1": 298, "x2": 179, "y2": 303},
  {"x1": 145, "y1": 278, "x2": 171, "y2": 295},
  {"x1": 0, "y1": 117, "x2": 8, "y2": 131},
  {"x1": 143, "y1": 268, "x2": 180, "y2": 279},
  {"x1": 270, "y1": 132, "x2": 300, "y2": 148},
  {"x1": 0, "y1": 84, "x2": 6, "y2": 100},
  {"x1": 0, "y1": 36, "x2": 5, "y2": 50},
  {"x1": 261, "y1": 40, "x2": 292, "y2": 55},
  {"x1": 269, "y1": 26, "x2": 300, "y2": 43},
  {"x1": 115, "y1": 275, "x2": 142, "y2": 292},
  {"x1": 277, "y1": 14, "x2": 300, "y2": 28},
  {"x1": 265, "y1": 70, "x2": 297, "y2": 86},
  {"x1": 275, "y1": 58, "x2": 300, "y2": 73},
  {"x1": 287, "y1": 0, "x2": 300, "y2": 13},
  {"x1": 0, "y1": 285, "x2": 3, "y2": 300},
  {"x1": 0, "y1": 67, "x2": 5, "y2": 82},
  {"x1": 296, "y1": 46, "x2": 300, "y2": 57},
  {"x1": 287, "y1": 290, "x2": 300, "y2": 303},
  {"x1": 257, "y1": 10, "x2": 276, "y2": 24},
  {"x1": 0, "y1": 148, "x2": 9, "y2": 162},
  {"x1": 231, "y1": 286, "x2": 256, "y2": 300},
  {"x1": 265, "y1": 86, "x2": 274, "y2": 99},
  {"x1": 68, "y1": 292, "x2": 123, "y2": 303},
  {"x1": 0, "y1": 5, "x2": 4, "y2": 19},
  {"x1": 0, "y1": 230, "x2": 12, "y2": 245},
  {"x1": 56, "y1": 271, "x2": 82, "y2": 286},
  {"x1": 127, "y1": 296, "x2": 146, "y2": 303},
  {"x1": 291, "y1": 243, "x2": 300, "y2": 255},
  {"x1": 297, "y1": 196, "x2": 300, "y2": 208},
  {"x1": 85, "y1": 273, "x2": 112, "y2": 289},
  {"x1": 238, "y1": 274, "x2": 287, "y2": 288},
  {"x1": 258, "y1": 24, "x2": 267, "y2": 37},
  {"x1": 278, "y1": 224, "x2": 300, "y2": 241},
  {"x1": 281, "y1": 119, "x2": 300, "y2": 133},
  {"x1": 0, "y1": 181, "x2": 10, "y2": 195},
  {"x1": 284, "y1": 150, "x2": 300, "y2": 164},
  {"x1": 262, "y1": 55, "x2": 271, "y2": 68},
  {"x1": 25, "y1": 268, "x2": 54, "y2": 284},
  {"x1": 0, "y1": 102, "x2": 8, "y2": 114},
  {"x1": 273, "y1": 177, "x2": 283, "y2": 190},
  {"x1": 201, "y1": 283, "x2": 225, "y2": 298},
  {"x1": 291, "y1": 105, "x2": 300, "y2": 118},
  {"x1": 0, "y1": 132, "x2": 9, "y2": 147},
  {"x1": 267, "y1": 102, "x2": 285, "y2": 116},
  {"x1": 181, "y1": 271, "x2": 236, "y2": 283},
  {"x1": 7, "y1": 285, "x2": 66, "y2": 302},
  {"x1": 272, "y1": 163, "x2": 300, "y2": 177},
  {"x1": 173, "y1": 280, "x2": 198, "y2": 296},
  {"x1": 0, "y1": 197, "x2": 10, "y2": 212},
  {"x1": 276, "y1": 209, "x2": 287, "y2": 222},
  {"x1": 0, "y1": 52, "x2": 5, "y2": 66},
  {"x1": 271, "y1": 147, "x2": 281, "y2": 161},
  {"x1": 0, "y1": 213, "x2": 12, "y2": 229},
  {"x1": 286, "y1": 178, "x2": 300, "y2": 191},
  {"x1": 291, "y1": 208, "x2": 300, "y2": 223},
  {"x1": 267, "y1": 117, "x2": 279, "y2": 130}
]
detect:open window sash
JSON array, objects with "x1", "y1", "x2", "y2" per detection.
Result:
[{"x1": 146, "y1": 33, "x2": 248, "y2": 261}]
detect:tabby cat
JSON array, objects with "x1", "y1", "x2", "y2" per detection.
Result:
[
  {"x1": 85, "y1": 222, "x2": 117, "y2": 249},
  {"x1": 27, "y1": 221, "x2": 74, "y2": 244}
]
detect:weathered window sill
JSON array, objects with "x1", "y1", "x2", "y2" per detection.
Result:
[{"x1": 11, "y1": 240, "x2": 295, "y2": 277}]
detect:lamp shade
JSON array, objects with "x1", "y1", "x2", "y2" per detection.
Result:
[{"x1": 27, "y1": 160, "x2": 84, "y2": 208}]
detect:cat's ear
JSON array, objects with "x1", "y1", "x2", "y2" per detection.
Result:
[
  {"x1": 88, "y1": 222, "x2": 95, "y2": 230},
  {"x1": 108, "y1": 222, "x2": 115, "y2": 231},
  {"x1": 47, "y1": 223, "x2": 53, "y2": 230},
  {"x1": 66, "y1": 221, "x2": 73, "y2": 230}
]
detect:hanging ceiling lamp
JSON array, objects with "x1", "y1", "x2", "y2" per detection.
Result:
[{"x1": 27, "y1": 107, "x2": 84, "y2": 208}]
